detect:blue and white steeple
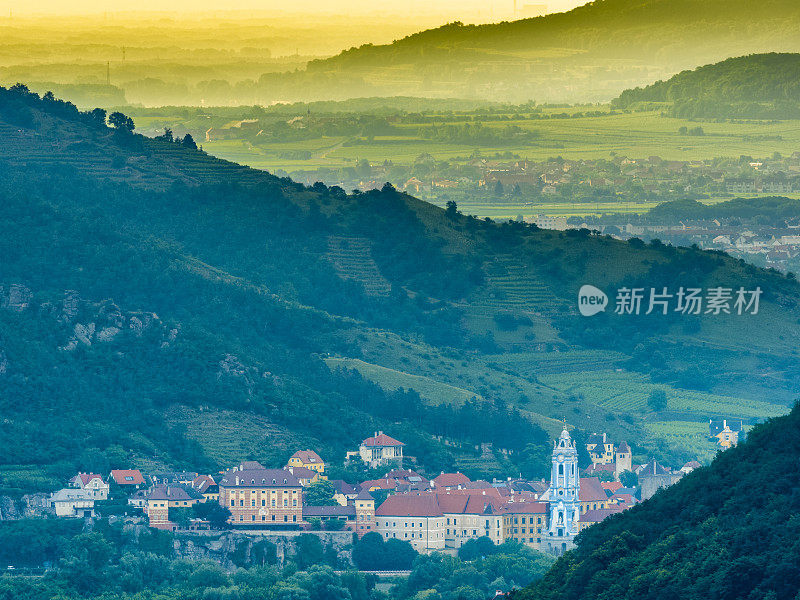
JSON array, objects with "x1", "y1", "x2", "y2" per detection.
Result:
[{"x1": 546, "y1": 424, "x2": 581, "y2": 555}]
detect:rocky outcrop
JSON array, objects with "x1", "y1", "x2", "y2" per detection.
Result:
[
  {"x1": 169, "y1": 530, "x2": 354, "y2": 569},
  {"x1": 0, "y1": 494, "x2": 52, "y2": 520},
  {"x1": 0, "y1": 284, "x2": 180, "y2": 352}
]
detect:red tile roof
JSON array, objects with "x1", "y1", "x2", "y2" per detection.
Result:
[
  {"x1": 362, "y1": 432, "x2": 404, "y2": 447},
  {"x1": 73, "y1": 473, "x2": 104, "y2": 486},
  {"x1": 433, "y1": 472, "x2": 471, "y2": 487},
  {"x1": 601, "y1": 481, "x2": 623, "y2": 493},
  {"x1": 376, "y1": 493, "x2": 442, "y2": 517},
  {"x1": 580, "y1": 506, "x2": 625, "y2": 523},
  {"x1": 503, "y1": 501, "x2": 548, "y2": 515},
  {"x1": 360, "y1": 478, "x2": 399, "y2": 491},
  {"x1": 290, "y1": 450, "x2": 324, "y2": 464},
  {"x1": 579, "y1": 477, "x2": 608, "y2": 502},
  {"x1": 110, "y1": 470, "x2": 144, "y2": 485}
]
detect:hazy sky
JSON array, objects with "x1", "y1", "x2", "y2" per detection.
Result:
[{"x1": 0, "y1": 0, "x2": 589, "y2": 19}]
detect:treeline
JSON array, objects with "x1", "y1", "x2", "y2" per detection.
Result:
[
  {"x1": 0, "y1": 519, "x2": 553, "y2": 600},
  {"x1": 516, "y1": 403, "x2": 800, "y2": 600},
  {"x1": 614, "y1": 53, "x2": 800, "y2": 119}
]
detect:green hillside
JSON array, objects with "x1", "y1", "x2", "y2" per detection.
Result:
[
  {"x1": 516, "y1": 403, "x2": 800, "y2": 600},
  {"x1": 615, "y1": 53, "x2": 800, "y2": 118},
  {"x1": 0, "y1": 84, "x2": 798, "y2": 493},
  {"x1": 297, "y1": 0, "x2": 800, "y2": 102}
]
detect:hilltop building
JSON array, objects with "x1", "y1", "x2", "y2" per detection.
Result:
[{"x1": 348, "y1": 431, "x2": 405, "y2": 469}]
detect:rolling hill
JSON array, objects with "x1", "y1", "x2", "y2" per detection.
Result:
[
  {"x1": 614, "y1": 53, "x2": 800, "y2": 118},
  {"x1": 0, "y1": 84, "x2": 798, "y2": 495},
  {"x1": 296, "y1": 0, "x2": 800, "y2": 103},
  {"x1": 515, "y1": 402, "x2": 800, "y2": 600}
]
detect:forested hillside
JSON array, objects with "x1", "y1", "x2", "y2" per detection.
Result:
[
  {"x1": 296, "y1": 0, "x2": 800, "y2": 102},
  {"x1": 614, "y1": 53, "x2": 800, "y2": 118},
  {"x1": 516, "y1": 402, "x2": 800, "y2": 600},
  {"x1": 0, "y1": 85, "x2": 798, "y2": 494}
]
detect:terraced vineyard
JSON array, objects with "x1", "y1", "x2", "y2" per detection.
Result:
[
  {"x1": 644, "y1": 420, "x2": 720, "y2": 463},
  {"x1": 539, "y1": 370, "x2": 786, "y2": 419},
  {"x1": 326, "y1": 236, "x2": 392, "y2": 297},
  {"x1": 487, "y1": 349, "x2": 628, "y2": 375},
  {"x1": 471, "y1": 255, "x2": 564, "y2": 313}
]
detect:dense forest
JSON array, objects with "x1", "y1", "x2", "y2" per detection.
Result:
[
  {"x1": 516, "y1": 402, "x2": 800, "y2": 600},
  {"x1": 614, "y1": 53, "x2": 800, "y2": 119},
  {"x1": 0, "y1": 519, "x2": 555, "y2": 599},
  {"x1": 1, "y1": 85, "x2": 799, "y2": 494}
]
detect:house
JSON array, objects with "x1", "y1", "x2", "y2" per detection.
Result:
[
  {"x1": 585, "y1": 433, "x2": 615, "y2": 465},
  {"x1": 150, "y1": 471, "x2": 199, "y2": 486},
  {"x1": 433, "y1": 472, "x2": 471, "y2": 490},
  {"x1": 374, "y1": 493, "x2": 445, "y2": 553},
  {"x1": 638, "y1": 459, "x2": 682, "y2": 500},
  {"x1": 128, "y1": 489, "x2": 148, "y2": 510},
  {"x1": 146, "y1": 485, "x2": 204, "y2": 530},
  {"x1": 69, "y1": 473, "x2": 109, "y2": 500},
  {"x1": 578, "y1": 477, "x2": 609, "y2": 514},
  {"x1": 287, "y1": 450, "x2": 326, "y2": 475},
  {"x1": 681, "y1": 461, "x2": 701, "y2": 475},
  {"x1": 49, "y1": 488, "x2": 96, "y2": 518},
  {"x1": 349, "y1": 431, "x2": 405, "y2": 469},
  {"x1": 329, "y1": 479, "x2": 359, "y2": 506},
  {"x1": 353, "y1": 489, "x2": 375, "y2": 537},
  {"x1": 502, "y1": 501, "x2": 548, "y2": 548},
  {"x1": 578, "y1": 506, "x2": 625, "y2": 531},
  {"x1": 710, "y1": 419, "x2": 743, "y2": 448},
  {"x1": 110, "y1": 470, "x2": 145, "y2": 489},
  {"x1": 438, "y1": 491, "x2": 506, "y2": 548},
  {"x1": 192, "y1": 475, "x2": 219, "y2": 502},
  {"x1": 286, "y1": 466, "x2": 320, "y2": 487},
  {"x1": 218, "y1": 463, "x2": 303, "y2": 527}
]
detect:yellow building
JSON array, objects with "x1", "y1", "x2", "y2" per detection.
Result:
[
  {"x1": 586, "y1": 433, "x2": 615, "y2": 465},
  {"x1": 716, "y1": 425, "x2": 739, "y2": 449},
  {"x1": 502, "y1": 501, "x2": 548, "y2": 549},
  {"x1": 218, "y1": 463, "x2": 303, "y2": 527},
  {"x1": 287, "y1": 450, "x2": 326, "y2": 476},
  {"x1": 579, "y1": 477, "x2": 610, "y2": 514},
  {"x1": 146, "y1": 485, "x2": 204, "y2": 529}
]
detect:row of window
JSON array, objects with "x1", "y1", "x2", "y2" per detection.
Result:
[
  {"x1": 237, "y1": 514, "x2": 298, "y2": 522},
  {"x1": 230, "y1": 498, "x2": 298, "y2": 508}
]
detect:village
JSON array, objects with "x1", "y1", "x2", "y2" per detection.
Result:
[{"x1": 42, "y1": 420, "x2": 742, "y2": 557}]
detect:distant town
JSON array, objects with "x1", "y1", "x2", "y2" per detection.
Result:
[{"x1": 39, "y1": 419, "x2": 743, "y2": 558}]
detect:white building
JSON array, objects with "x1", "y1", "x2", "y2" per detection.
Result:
[
  {"x1": 349, "y1": 431, "x2": 404, "y2": 469},
  {"x1": 69, "y1": 473, "x2": 109, "y2": 500},
  {"x1": 374, "y1": 493, "x2": 445, "y2": 553},
  {"x1": 49, "y1": 488, "x2": 96, "y2": 518}
]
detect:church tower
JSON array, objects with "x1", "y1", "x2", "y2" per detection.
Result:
[{"x1": 546, "y1": 425, "x2": 581, "y2": 555}]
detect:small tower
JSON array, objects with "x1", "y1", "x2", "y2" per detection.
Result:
[
  {"x1": 614, "y1": 441, "x2": 632, "y2": 480},
  {"x1": 546, "y1": 425, "x2": 581, "y2": 555},
  {"x1": 354, "y1": 489, "x2": 375, "y2": 537}
]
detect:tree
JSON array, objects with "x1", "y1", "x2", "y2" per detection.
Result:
[
  {"x1": 352, "y1": 532, "x2": 417, "y2": 571},
  {"x1": 182, "y1": 133, "x2": 197, "y2": 149},
  {"x1": 619, "y1": 470, "x2": 638, "y2": 488},
  {"x1": 108, "y1": 111, "x2": 134, "y2": 133},
  {"x1": 192, "y1": 502, "x2": 231, "y2": 529},
  {"x1": 446, "y1": 200, "x2": 459, "y2": 218},
  {"x1": 294, "y1": 534, "x2": 325, "y2": 569},
  {"x1": 304, "y1": 481, "x2": 337, "y2": 506},
  {"x1": 648, "y1": 389, "x2": 668, "y2": 412},
  {"x1": 458, "y1": 537, "x2": 497, "y2": 561}
]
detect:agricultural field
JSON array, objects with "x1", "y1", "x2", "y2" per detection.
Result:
[{"x1": 200, "y1": 109, "x2": 800, "y2": 168}]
